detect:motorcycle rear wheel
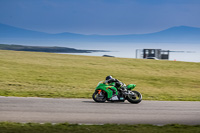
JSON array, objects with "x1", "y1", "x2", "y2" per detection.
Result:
[
  {"x1": 127, "y1": 91, "x2": 142, "y2": 104},
  {"x1": 92, "y1": 90, "x2": 107, "y2": 103}
]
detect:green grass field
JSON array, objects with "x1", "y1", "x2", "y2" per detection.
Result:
[
  {"x1": 0, "y1": 50, "x2": 199, "y2": 101},
  {"x1": 0, "y1": 122, "x2": 200, "y2": 133}
]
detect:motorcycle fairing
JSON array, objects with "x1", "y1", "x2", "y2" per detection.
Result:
[{"x1": 95, "y1": 83, "x2": 118, "y2": 98}]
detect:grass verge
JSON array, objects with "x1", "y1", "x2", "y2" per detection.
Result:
[
  {"x1": 0, "y1": 122, "x2": 200, "y2": 133},
  {"x1": 0, "y1": 50, "x2": 200, "y2": 101}
]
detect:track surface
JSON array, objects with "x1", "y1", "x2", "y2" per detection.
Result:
[{"x1": 0, "y1": 96, "x2": 199, "y2": 125}]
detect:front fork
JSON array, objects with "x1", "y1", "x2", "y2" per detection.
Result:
[{"x1": 96, "y1": 90, "x2": 105, "y2": 98}]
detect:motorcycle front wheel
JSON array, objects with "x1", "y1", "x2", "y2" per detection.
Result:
[
  {"x1": 126, "y1": 91, "x2": 142, "y2": 104},
  {"x1": 92, "y1": 90, "x2": 107, "y2": 103}
]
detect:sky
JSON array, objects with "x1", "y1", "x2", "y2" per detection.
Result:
[{"x1": 0, "y1": 0, "x2": 200, "y2": 35}]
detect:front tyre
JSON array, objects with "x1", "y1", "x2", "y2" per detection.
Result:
[
  {"x1": 127, "y1": 91, "x2": 142, "y2": 104},
  {"x1": 92, "y1": 90, "x2": 107, "y2": 103}
]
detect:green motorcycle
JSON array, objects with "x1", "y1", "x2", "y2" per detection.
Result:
[{"x1": 92, "y1": 81, "x2": 142, "y2": 104}]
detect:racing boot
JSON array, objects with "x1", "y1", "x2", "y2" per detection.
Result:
[{"x1": 111, "y1": 95, "x2": 119, "y2": 100}]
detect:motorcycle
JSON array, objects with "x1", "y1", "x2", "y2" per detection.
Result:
[{"x1": 92, "y1": 81, "x2": 142, "y2": 104}]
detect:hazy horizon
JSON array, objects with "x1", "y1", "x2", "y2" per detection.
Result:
[{"x1": 0, "y1": 0, "x2": 200, "y2": 62}]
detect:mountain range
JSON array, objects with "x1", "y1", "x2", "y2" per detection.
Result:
[{"x1": 0, "y1": 23, "x2": 200, "y2": 44}]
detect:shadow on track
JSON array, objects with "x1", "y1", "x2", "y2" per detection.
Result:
[{"x1": 82, "y1": 100, "x2": 130, "y2": 104}]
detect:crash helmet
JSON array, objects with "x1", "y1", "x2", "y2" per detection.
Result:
[{"x1": 105, "y1": 75, "x2": 113, "y2": 80}]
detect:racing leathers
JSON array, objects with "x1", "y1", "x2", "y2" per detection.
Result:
[{"x1": 104, "y1": 78, "x2": 123, "y2": 100}]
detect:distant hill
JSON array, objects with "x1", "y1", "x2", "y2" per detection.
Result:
[
  {"x1": 0, "y1": 44, "x2": 108, "y2": 53},
  {"x1": 0, "y1": 23, "x2": 200, "y2": 44}
]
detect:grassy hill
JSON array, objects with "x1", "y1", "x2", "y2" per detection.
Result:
[{"x1": 0, "y1": 50, "x2": 199, "y2": 101}]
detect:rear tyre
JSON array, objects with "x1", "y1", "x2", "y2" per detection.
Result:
[
  {"x1": 92, "y1": 90, "x2": 107, "y2": 103},
  {"x1": 126, "y1": 91, "x2": 142, "y2": 104}
]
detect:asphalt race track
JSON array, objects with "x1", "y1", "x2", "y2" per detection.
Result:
[{"x1": 0, "y1": 96, "x2": 199, "y2": 125}]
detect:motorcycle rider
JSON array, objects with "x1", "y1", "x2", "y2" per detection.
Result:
[{"x1": 104, "y1": 75, "x2": 123, "y2": 100}]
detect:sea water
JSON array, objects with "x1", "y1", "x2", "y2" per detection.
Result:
[{"x1": 62, "y1": 42, "x2": 200, "y2": 63}]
